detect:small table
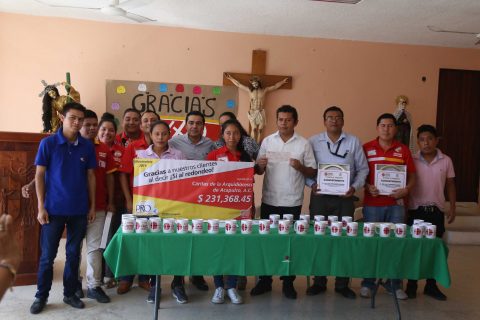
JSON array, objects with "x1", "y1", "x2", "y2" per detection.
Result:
[{"x1": 105, "y1": 223, "x2": 450, "y2": 320}]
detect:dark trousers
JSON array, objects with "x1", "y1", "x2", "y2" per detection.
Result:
[
  {"x1": 35, "y1": 214, "x2": 87, "y2": 299},
  {"x1": 258, "y1": 203, "x2": 302, "y2": 284},
  {"x1": 310, "y1": 194, "x2": 354, "y2": 289},
  {"x1": 407, "y1": 206, "x2": 446, "y2": 289}
]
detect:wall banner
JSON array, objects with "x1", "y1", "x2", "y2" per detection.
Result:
[{"x1": 106, "y1": 79, "x2": 238, "y2": 140}]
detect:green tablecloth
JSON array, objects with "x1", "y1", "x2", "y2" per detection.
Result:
[{"x1": 104, "y1": 223, "x2": 451, "y2": 288}]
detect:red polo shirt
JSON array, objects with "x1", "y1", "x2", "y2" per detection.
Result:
[
  {"x1": 206, "y1": 146, "x2": 241, "y2": 162},
  {"x1": 110, "y1": 143, "x2": 124, "y2": 169},
  {"x1": 119, "y1": 136, "x2": 149, "y2": 190},
  {"x1": 94, "y1": 139, "x2": 117, "y2": 211},
  {"x1": 108, "y1": 142, "x2": 125, "y2": 205},
  {"x1": 115, "y1": 131, "x2": 145, "y2": 148},
  {"x1": 363, "y1": 138, "x2": 416, "y2": 207}
]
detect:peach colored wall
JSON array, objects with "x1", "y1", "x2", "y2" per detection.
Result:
[{"x1": 1, "y1": 12, "x2": 479, "y2": 211}]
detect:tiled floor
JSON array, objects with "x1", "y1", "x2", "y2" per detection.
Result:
[{"x1": 1, "y1": 242, "x2": 479, "y2": 320}]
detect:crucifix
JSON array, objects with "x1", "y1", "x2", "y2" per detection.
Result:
[{"x1": 224, "y1": 50, "x2": 292, "y2": 143}]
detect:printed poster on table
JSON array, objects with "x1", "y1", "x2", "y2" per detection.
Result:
[
  {"x1": 132, "y1": 159, "x2": 254, "y2": 219},
  {"x1": 374, "y1": 164, "x2": 406, "y2": 195},
  {"x1": 317, "y1": 164, "x2": 350, "y2": 195}
]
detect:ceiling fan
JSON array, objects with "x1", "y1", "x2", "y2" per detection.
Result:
[
  {"x1": 428, "y1": 25, "x2": 480, "y2": 46},
  {"x1": 35, "y1": 0, "x2": 155, "y2": 23}
]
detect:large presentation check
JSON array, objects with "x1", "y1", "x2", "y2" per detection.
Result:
[{"x1": 132, "y1": 159, "x2": 254, "y2": 219}]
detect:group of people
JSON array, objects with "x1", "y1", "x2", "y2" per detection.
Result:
[{"x1": 21, "y1": 101, "x2": 456, "y2": 314}]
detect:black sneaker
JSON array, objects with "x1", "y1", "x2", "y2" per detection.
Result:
[
  {"x1": 63, "y1": 295, "x2": 85, "y2": 309},
  {"x1": 282, "y1": 282, "x2": 297, "y2": 299},
  {"x1": 30, "y1": 298, "x2": 47, "y2": 314},
  {"x1": 405, "y1": 283, "x2": 418, "y2": 299},
  {"x1": 250, "y1": 280, "x2": 272, "y2": 296},
  {"x1": 306, "y1": 284, "x2": 327, "y2": 296},
  {"x1": 190, "y1": 276, "x2": 209, "y2": 291},
  {"x1": 172, "y1": 285, "x2": 188, "y2": 304},
  {"x1": 75, "y1": 288, "x2": 84, "y2": 299},
  {"x1": 424, "y1": 284, "x2": 447, "y2": 301},
  {"x1": 335, "y1": 287, "x2": 357, "y2": 299},
  {"x1": 147, "y1": 286, "x2": 162, "y2": 304},
  {"x1": 87, "y1": 287, "x2": 111, "y2": 303}
]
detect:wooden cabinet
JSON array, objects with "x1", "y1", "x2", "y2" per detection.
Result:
[{"x1": 0, "y1": 132, "x2": 47, "y2": 285}]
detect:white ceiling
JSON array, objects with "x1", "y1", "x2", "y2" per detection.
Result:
[{"x1": 1, "y1": 0, "x2": 480, "y2": 48}]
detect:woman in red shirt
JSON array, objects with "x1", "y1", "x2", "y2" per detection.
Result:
[
  {"x1": 206, "y1": 119, "x2": 255, "y2": 305},
  {"x1": 97, "y1": 113, "x2": 125, "y2": 289}
]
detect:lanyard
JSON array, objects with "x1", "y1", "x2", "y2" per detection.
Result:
[{"x1": 327, "y1": 138, "x2": 349, "y2": 159}]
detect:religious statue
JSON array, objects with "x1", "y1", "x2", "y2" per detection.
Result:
[
  {"x1": 393, "y1": 95, "x2": 413, "y2": 148},
  {"x1": 226, "y1": 73, "x2": 289, "y2": 143},
  {"x1": 39, "y1": 81, "x2": 81, "y2": 133}
]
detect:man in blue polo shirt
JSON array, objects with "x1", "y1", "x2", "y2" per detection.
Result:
[{"x1": 30, "y1": 102, "x2": 97, "y2": 314}]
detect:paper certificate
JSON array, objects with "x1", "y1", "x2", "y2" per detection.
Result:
[
  {"x1": 317, "y1": 164, "x2": 350, "y2": 195},
  {"x1": 266, "y1": 151, "x2": 291, "y2": 163},
  {"x1": 374, "y1": 164, "x2": 407, "y2": 195}
]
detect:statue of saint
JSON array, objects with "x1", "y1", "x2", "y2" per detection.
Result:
[
  {"x1": 226, "y1": 73, "x2": 288, "y2": 143},
  {"x1": 393, "y1": 95, "x2": 413, "y2": 148},
  {"x1": 39, "y1": 81, "x2": 80, "y2": 133}
]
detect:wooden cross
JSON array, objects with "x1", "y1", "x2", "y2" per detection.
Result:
[
  {"x1": 223, "y1": 50, "x2": 292, "y2": 89},
  {"x1": 223, "y1": 50, "x2": 292, "y2": 142}
]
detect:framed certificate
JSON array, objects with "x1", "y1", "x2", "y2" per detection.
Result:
[
  {"x1": 374, "y1": 164, "x2": 407, "y2": 195},
  {"x1": 317, "y1": 164, "x2": 350, "y2": 195}
]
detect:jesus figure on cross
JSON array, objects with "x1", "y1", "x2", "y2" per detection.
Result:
[{"x1": 226, "y1": 73, "x2": 288, "y2": 143}]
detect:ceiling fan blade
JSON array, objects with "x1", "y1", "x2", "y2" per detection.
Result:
[
  {"x1": 34, "y1": 0, "x2": 100, "y2": 10},
  {"x1": 475, "y1": 39, "x2": 480, "y2": 46},
  {"x1": 121, "y1": 0, "x2": 155, "y2": 10},
  {"x1": 124, "y1": 12, "x2": 155, "y2": 23},
  {"x1": 427, "y1": 25, "x2": 477, "y2": 35}
]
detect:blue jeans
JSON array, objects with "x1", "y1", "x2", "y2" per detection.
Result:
[
  {"x1": 361, "y1": 205, "x2": 405, "y2": 289},
  {"x1": 213, "y1": 276, "x2": 237, "y2": 289},
  {"x1": 35, "y1": 214, "x2": 87, "y2": 299},
  {"x1": 362, "y1": 205, "x2": 405, "y2": 224}
]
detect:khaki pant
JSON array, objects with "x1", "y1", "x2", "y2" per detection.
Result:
[{"x1": 85, "y1": 211, "x2": 106, "y2": 289}]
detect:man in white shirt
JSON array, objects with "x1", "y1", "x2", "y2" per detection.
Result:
[{"x1": 250, "y1": 105, "x2": 316, "y2": 300}]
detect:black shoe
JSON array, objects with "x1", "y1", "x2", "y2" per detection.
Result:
[
  {"x1": 172, "y1": 285, "x2": 188, "y2": 304},
  {"x1": 405, "y1": 284, "x2": 417, "y2": 299},
  {"x1": 87, "y1": 287, "x2": 111, "y2": 303},
  {"x1": 335, "y1": 287, "x2": 356, "y2": 299},
  {"x1": 75, "y1": 288, "x2": 84, "y2": 299},
  {"x1": 250, "y1": 280, "x2": 272, "y2": 296},
  {"x1": 63, "y1": 295, "x2": 85, "y2": 309},
  {"x1": 147, "y1": 286, "x2": 162, "y2": 304},
  {"x1": 190, "y1": 276, "x2": 209, "y2": 291},
  {"x1": 30, "y1": 298, "x2": 47, "y2": 314},
  {"x1": 424, "y1": 284, "x2": 447, "y2": 301},
  {"x1": 306, "y1": 284, "x2": 327, "y2": 296},
  {"x1": 282, "y1": 282, "x2": 297, "y2": 299}
]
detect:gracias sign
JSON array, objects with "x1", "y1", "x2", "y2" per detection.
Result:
[{"x1": 106, "y1": 79, "x2": 239, "y2": 140}]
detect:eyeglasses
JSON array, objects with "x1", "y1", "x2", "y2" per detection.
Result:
[
  {"x1": 326, "y1": 116, "x2": 344, "y2": 122},
  {"x1": 327, "y1": 139, "x2": 349, "y2": 159}
]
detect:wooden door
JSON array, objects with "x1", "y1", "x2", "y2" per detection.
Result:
[
  {"x1": 0, "y1": 132, "x2": 47, "y2": 285},
  {"x1": 436, "y1": 69, "x2": 480, "y2": 202}
]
